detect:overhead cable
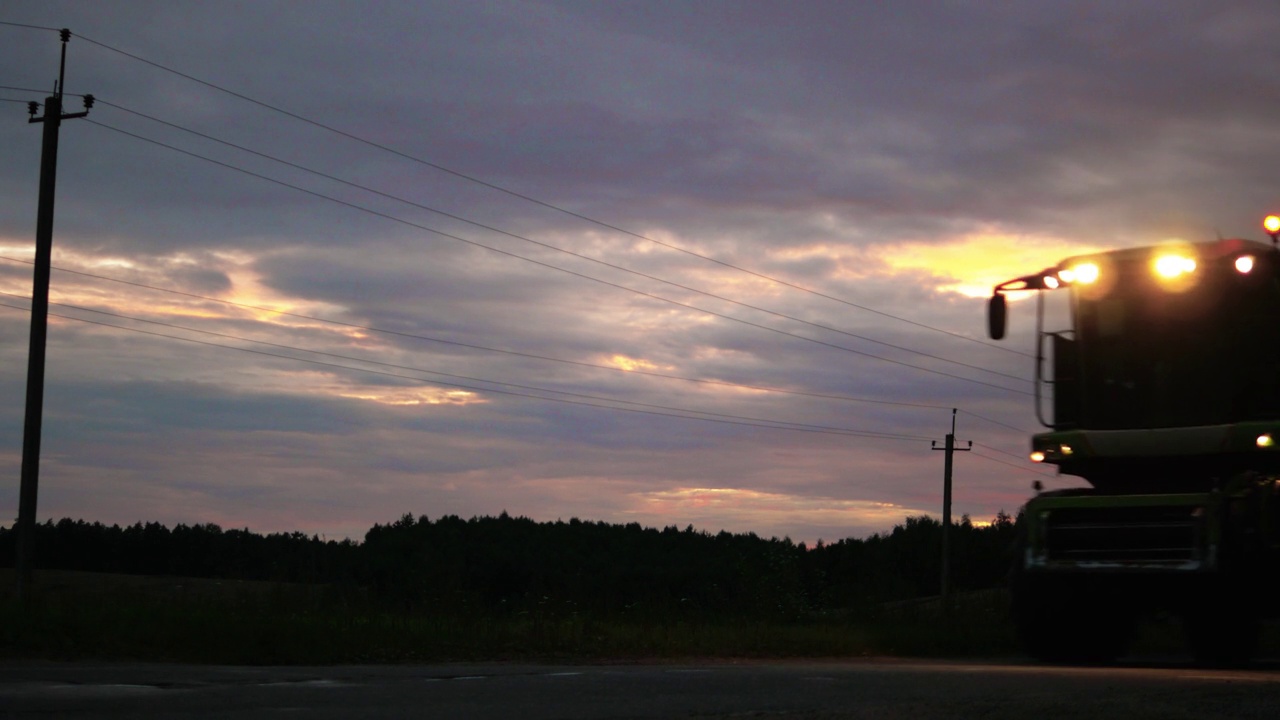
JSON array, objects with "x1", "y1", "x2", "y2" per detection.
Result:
[
  {"x1": 95, "y1": 99, "x2": 1026, "y2": 384},
  {"x1": 0, "y1": 254, "x2": 963, "y2": 413},
  {"x1": 70, "y1": 30, "x2": 1031, "y2": 359},
  {"x1": 0, "y1": 297, "x2": 931, "y2": 441},
  {"x1": 0, "y1": 20, "x2": 62, "y2": 32},
  {"x1": 83, "y1": 118, "x2": 1034, "y2": 397}
]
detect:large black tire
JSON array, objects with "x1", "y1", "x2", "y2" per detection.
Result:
[
  {"x1": 1010, "y1": 489, "x2": 1138, "y2": 663},
  {"x1": 1012, "y1": 571, "x2": 1132, "y2": 663},
  {"x1": 1184, "y1": 587, "x2": 1260, "y2": 667},
  {"x1": 1185, "y1": 614, "x2": 1259, "y2": 667}
]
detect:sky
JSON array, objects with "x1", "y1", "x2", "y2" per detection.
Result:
[{"x1": 1, "y1": 1, "x2": 1279, "y2": 544}]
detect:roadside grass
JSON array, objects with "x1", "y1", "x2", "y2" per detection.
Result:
[
  {"x1": 18, "y1": 570, "x2": 1274, "y2": 665},
  {"x1": 0, "y1": 570, "x2": 1020, "y2": 664}
]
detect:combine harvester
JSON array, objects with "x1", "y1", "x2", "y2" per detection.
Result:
[{"x1": 988, "y1": 215, "x2": 1280, "y2": 663}]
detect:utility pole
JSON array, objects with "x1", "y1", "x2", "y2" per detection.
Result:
[
  {"x1": 15, "y1": 29, "x2": 92, "y2": 604},
  {"x1": 931, "y1": 408, "x2": 970, "y2": 612}
]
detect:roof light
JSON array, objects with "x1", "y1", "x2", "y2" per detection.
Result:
[
  {"x1": 1068, "y1": 262, "x2": 1099, "y2": 285},
  {"x1": 1057, "y1": 262, "x2": 1099, "y2": 286},
  {"x1": 1236, "y1": 255, "x2": 1256, "y2": 274},
  {"x1": 1154, "y1": 253, "x2": 1196, "y2": 279}
]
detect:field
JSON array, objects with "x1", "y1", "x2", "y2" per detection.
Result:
[
  {"x1": 8, "y1": 569, "x2": 1280, "y2": 664},
  {"x1": 1, "y1": 569, "x2": 1017, "y2": 664}
]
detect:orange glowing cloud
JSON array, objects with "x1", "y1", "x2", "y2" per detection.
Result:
[
  {"x1": 32, "y1": 248, "x2": 373, "y2": 345},
  {"x1": 226, "y1": 369, "x2": 487, "y2": 407}
]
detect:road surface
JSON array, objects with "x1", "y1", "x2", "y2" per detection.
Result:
[{"x1": 4, "y1": 658, "x2": 1280, "y2": 718}]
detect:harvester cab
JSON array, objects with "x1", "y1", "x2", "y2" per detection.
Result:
[
  {"x1": 987, "y1": 216, "x2": 1280, "y2": 664},
  {"x1": 988, "y1": 220, "x2": 1280, "y2": 491}
]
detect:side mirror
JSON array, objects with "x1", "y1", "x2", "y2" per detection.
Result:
[{"x1": 987, "y1": 293, "x2": 1007, "y2": 340}]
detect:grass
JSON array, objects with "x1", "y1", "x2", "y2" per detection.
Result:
[
  {"x1": 0, "y1": 570, "x2": 1021, "y2": 664},
  {"x1": 19, "y1": 569, "x2": 1277, "y2": 665}
]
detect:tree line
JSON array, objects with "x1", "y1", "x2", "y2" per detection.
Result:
[{"x1": 0, "y1": 511, "x2": 1018, "y2": 618}]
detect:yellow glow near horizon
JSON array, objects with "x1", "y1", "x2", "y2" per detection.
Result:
[
  {"x1": 0, "y1": 245, "x2": 35, "y2": 258},
  {"x1": 335, "y1": 384, "x2": 481, "y2": 407},
  {"x1": 632, "y1": 486, "x2": 923, "y2": 529},
  {"x1": 877, "y1": 231, "x2": 1104, "y2": 298},
  {"x1": 607, "y1": 354, "x2": 663, "y2": 372},
  {"x1": 338, "y1": 388, "x2": 481, "y2": 406},
  {"x1": 88, "y1": 258, "x2": 138, "y2": 270}
]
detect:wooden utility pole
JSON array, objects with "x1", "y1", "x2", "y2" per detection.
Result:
[
  {"x1": 15, "y1": 28, "x2": 92, "y2": 604},
  {"x1": 931, "y1": 408, "x2": 970, "y2": 612}
]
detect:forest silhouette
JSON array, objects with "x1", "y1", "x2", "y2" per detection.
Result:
[{"x1": 1, "y1": 511, "x2": 1017, "y2": 619}]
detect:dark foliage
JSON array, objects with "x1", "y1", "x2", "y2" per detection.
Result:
[
  {"x1": 0, "y1": 518, "x2": 361, "y2": 585},
  {"x1": 0, "y1": 510, "x2": 1019, "y2": 619}
]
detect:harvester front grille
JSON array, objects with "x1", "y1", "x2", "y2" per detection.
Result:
[{"x1": 1043, "y1": 505, "x2": 1204, "y2": 565}]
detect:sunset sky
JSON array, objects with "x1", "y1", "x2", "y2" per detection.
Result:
[{"x1": 1, "y1": 1, "x2": 1278, "y2": 544}]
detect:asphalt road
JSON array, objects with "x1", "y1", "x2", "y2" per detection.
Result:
[{"x1": 4, "y1": 658, "x2": 1280, "y2": 719}]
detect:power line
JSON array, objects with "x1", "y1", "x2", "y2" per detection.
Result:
[
  {"x1": 0, "y1": 294, "x2": 932, "y2": 442},
  {"x1": 83, "y1": 118, "x2": 1034, "y2": 397},
  {"x1": 10, "y1": 255, "x2": 1044, "y2": 447},
  {"x1": 973, "y1": 442, "x2": 1033, "y2": 462},
  {"x1": 68, "y1": 30, "x2": 1031, "y2": 359},
  {"x1": 7, "y1": 61, "x2": 1035, "y2": 394},
  {"x1": 0, "y1": 85, "x2": 72, "y2": 94},
  {"x1": 0, "y1": 254, "x2": 963, "y2": 414},
  {"x1": 960, "y1": 410, "x2": 1033, "y2": 434},
  {"x1": 0, "y1": 20, "x2": 62, "y2": 32},
  {"x1": 8, "y1": 34, "x2": 1036, "y2": 399},
  {"x1": 93, "y1": 99, "x2": 1027, "y2": 384},
  {"x1": 28, "y1": 292, "x2": 918, "y2": 435}
]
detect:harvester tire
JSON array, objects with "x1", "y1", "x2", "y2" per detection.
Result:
[
  {"x1": 1185, "y1": 602, "x2": 1259, "y2": 667},
  {"x1": 1012, "y1": 572, "x2": 1130, "y2": 663}
]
